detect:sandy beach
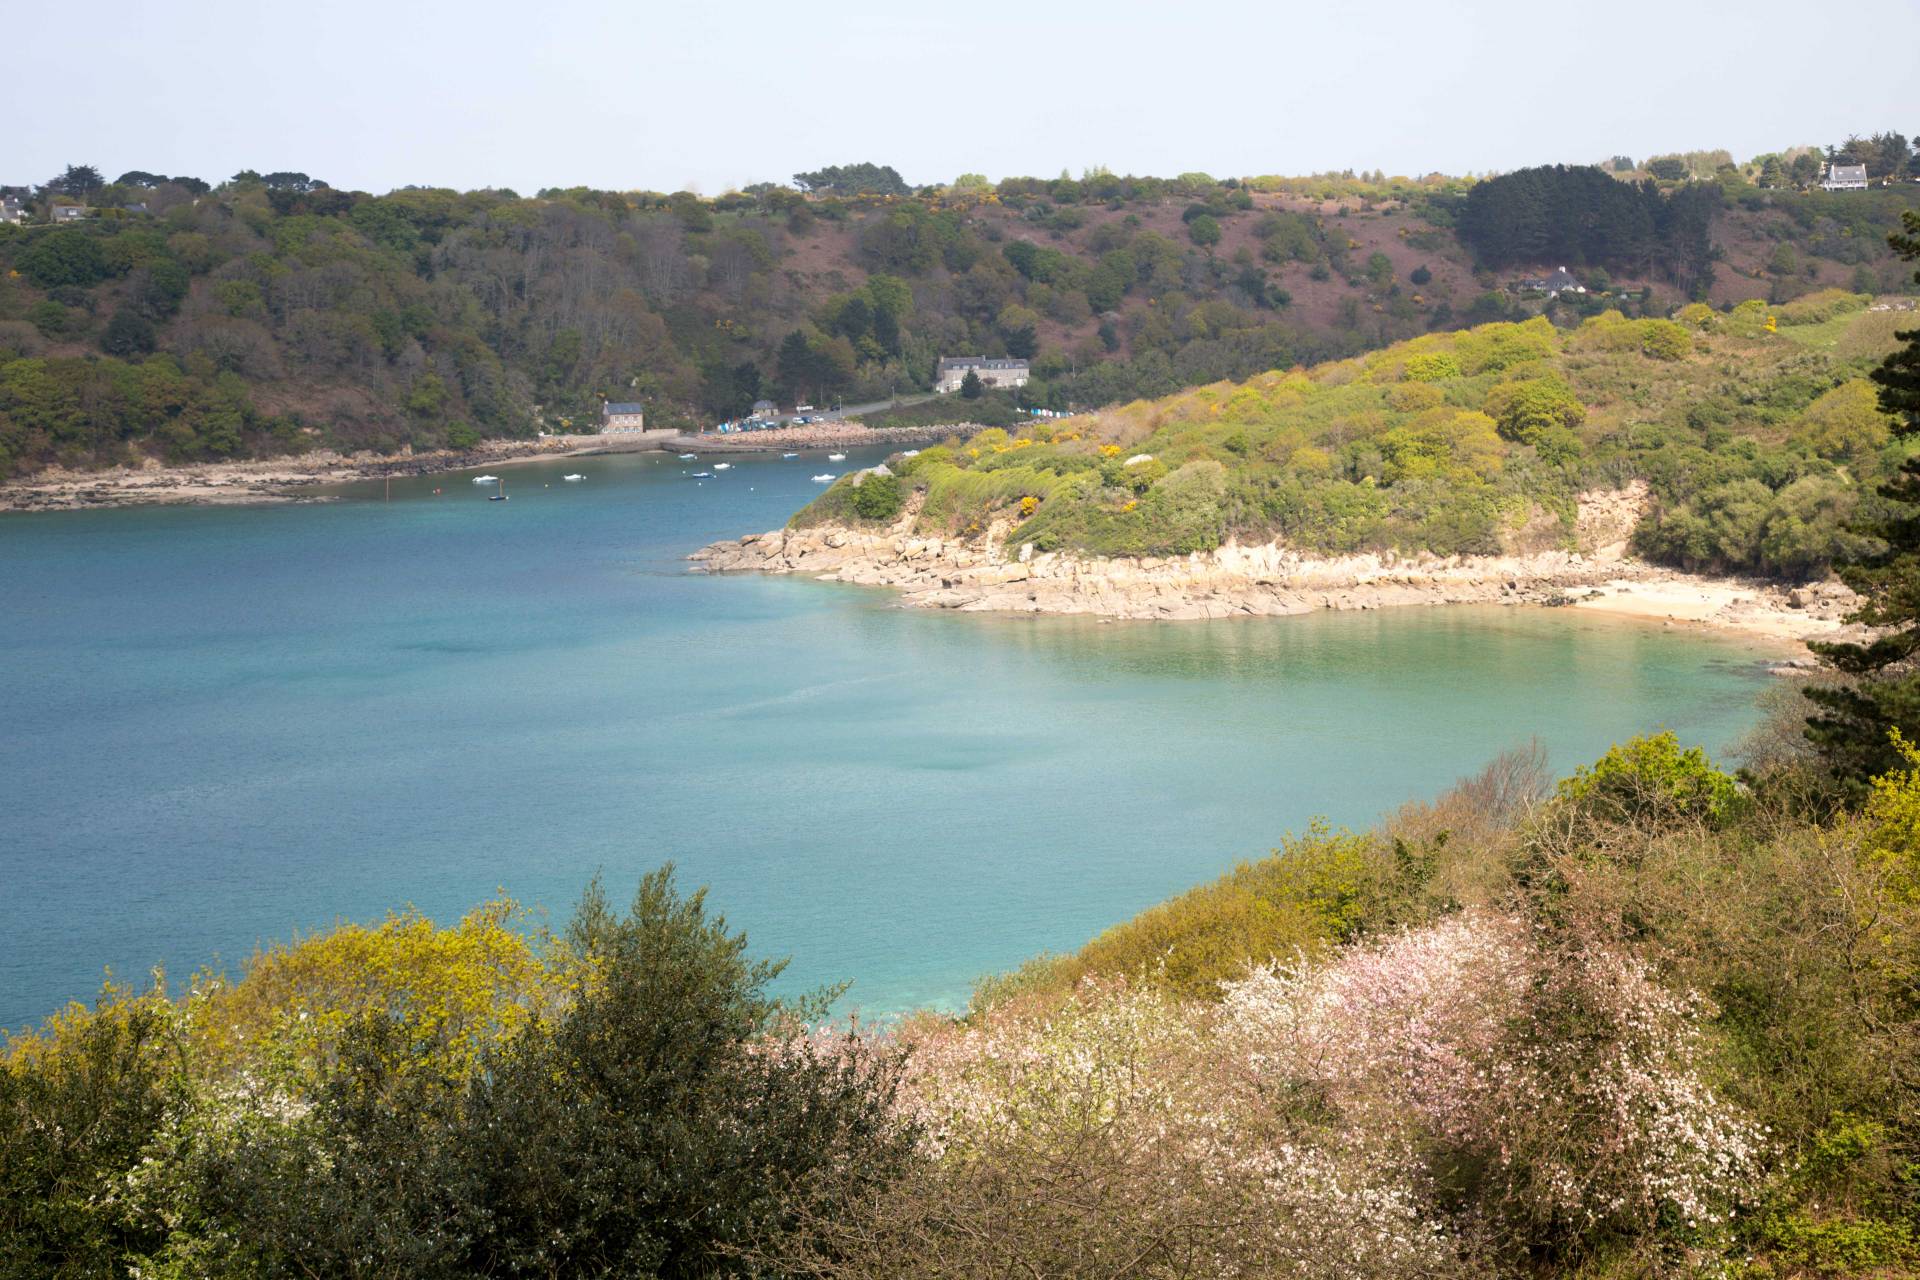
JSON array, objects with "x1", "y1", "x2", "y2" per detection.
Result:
[{"x1": 694, "y1": 487, "x2": 1861, "y2": 651}]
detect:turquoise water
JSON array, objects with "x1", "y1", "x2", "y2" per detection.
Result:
[{"x1": 1, "y1": 449, "x2": 1775, "y2": 1030}]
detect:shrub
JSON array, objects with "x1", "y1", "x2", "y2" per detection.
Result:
[
  {"x1": 1403, "y1": 351, "x2": 1462, "y2": 382},
  {"x1": 1483, "y1": 375, "x2": 1586, "y2": 444},
  {"x1": 848, "y1": 470, "x2": 904, "y2": 521},
  {"x1": 0, "y1": 982, "x2": 185, "y2": 1278},
  {"x1": 1796, "y1": 379, "x2": 1892, "y2": 462},
  {"x1": 100, "y1": 308, "x2": 156, "y2": 356},
  {"x1": 792, "y1": 979, "x2": 1458, "y2": 1280},
  {"x1": 1638, "y1": 318, "x2": 1692, "y2": 361},
  {"x1": 1226, "y1": 912, "x2": 1762, "y2": 1252},
  {"x1": 1553, "y1": 732, "x2": 1742, "y2": 829}
]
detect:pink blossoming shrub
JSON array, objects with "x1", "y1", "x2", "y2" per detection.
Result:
[
  {"x1": 1224, "y1": 911, "x2": 1763, "y2": 1251},
  {"x1": 831, "y1": 979, "x2": 1462, "y2": 1279}
]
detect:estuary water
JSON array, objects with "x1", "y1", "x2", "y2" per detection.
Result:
[{"x1": 1, "y1": 447, "x2": 1776, "y2": 1030}]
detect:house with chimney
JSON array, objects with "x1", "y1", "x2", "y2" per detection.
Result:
[
  {"x1": 600, "y1": 401, "x2": 646, "y2": 432},
  {"x1": 1822, "y1": 163, "x2": 1869, "y2": 191},
  {"x1": 935, "y1": 356, "x2": 1030, "y2": 393}
]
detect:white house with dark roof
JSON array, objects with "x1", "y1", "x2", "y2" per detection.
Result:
[
  {"x1": 1513, "y1": 266, "x2": 1587, "y2": 298},
  {"x1": 1822, "y1": 163, "x2": 1869, "y2": 191},
  {"x1": 600, "y1": 400, "x2": 646, "y2": 432},
  {"x1": 50, "y1": 204, "x2": 93, "y2": 222},
  {"x1": 935, "y1": 356, "x2": 1030, "y2": 393}
]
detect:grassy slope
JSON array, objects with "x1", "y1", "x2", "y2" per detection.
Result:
[{"x1": 803, "y1": 297, "x2": 1911, "y2": 578}]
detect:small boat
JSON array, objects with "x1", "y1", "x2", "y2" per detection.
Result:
[
  {"x1": 812, "y1": 473, "x2": 837, "y2": 483},
  {"x1": 562, "y1": 474, "x2": 584, "y2": 482},
  {"x1": 827, "y1": 452, "x2": 847, "y2": 461},
  {"x1": 472, "y1": 474, "x2": 499, "y2": 484},
  {"x1": 678, "y1": 453, "x2": 698, "y2": 460},
  {"x1": 713, "y1": 462, "x2": 732, "y2": 471},
  {"x1": 489, "y1": 477, "x2": 509, "y2": 502},
  {"x1": 689, "y1": 470, "x2": 714, "y2": 478},
  {"x1": 782, "y1": 452, "x2": 799, "y2": 459},
  {"x1": 900, "y1": 449, "x2": 920, "y2": 457}
]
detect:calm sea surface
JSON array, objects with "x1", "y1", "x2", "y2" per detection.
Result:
[{"x1": 0, "y1": 448, "x2": 1777, "y2": 1030}]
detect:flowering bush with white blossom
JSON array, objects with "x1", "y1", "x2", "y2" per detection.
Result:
[{"x1": 1223, "y1": 911, "x2": 1764, "y2": 1251}]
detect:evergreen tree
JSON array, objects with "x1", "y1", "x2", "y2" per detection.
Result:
[
  {"x1": 1807, "y1": 210, "x2": 1920, "y2": 784},
  {"x1": 959, "y1": 368, "x2": 984, "y2": 399}
]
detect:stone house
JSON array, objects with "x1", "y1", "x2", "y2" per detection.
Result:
[
  {"x1": 936, "y1": 357, "x2": 1030, "y2": 393},
  {"x1": 600, "y1": 401, "x2": 646, "y2": 432}
]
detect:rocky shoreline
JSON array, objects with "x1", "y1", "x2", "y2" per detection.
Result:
[
  {"x1": 692, "y1": 491, "x2": 1861, "y2": 648},
  {"x1": 0, "y1": 438, "x2": 604, "y2": 512},
  {"x1": 0, "y1": 423, "x2": 983, "y2": 513}
]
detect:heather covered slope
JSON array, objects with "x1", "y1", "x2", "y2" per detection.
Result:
[{"x1": 791, "y1": 297, "x2": 1912, "y2": 581}]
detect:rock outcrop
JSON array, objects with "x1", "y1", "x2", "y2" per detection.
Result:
[{"x1": 691, "y1": 485, "x2": 1860, "y2": 643}]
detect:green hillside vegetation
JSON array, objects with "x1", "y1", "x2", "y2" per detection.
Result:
[
  {"x1": 800, "y1": 300, "x2": 1912, "y2": 578},
  {"x1": 2, "y1": 153, "x2": 1916, "y2": 483},
  {"x1": 7, "y1": 719, "x2": 1920, "y2": 1277}
]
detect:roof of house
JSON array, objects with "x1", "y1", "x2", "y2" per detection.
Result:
[
  {"x1": 1827, "y1": 164, "x2": 1869, "y2": 181},
  {"x1": 603, "y1": 401, "x2": 645, "y2": 415},
  {"x1": 937, "y1": 356, "x2": 1030, "y2": 372}
]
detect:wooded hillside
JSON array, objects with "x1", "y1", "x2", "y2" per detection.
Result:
[{"x1": 1, "y1": 161, "x2": 1915, "y2": 481}]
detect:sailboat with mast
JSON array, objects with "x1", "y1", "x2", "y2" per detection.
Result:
[{"x1": 489, "y1": 476, "x2": 509, "y2": 501}]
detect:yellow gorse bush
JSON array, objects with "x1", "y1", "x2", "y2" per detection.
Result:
[{"x1": 187, "y1": 897, "x2": 552, "y2": 1084}]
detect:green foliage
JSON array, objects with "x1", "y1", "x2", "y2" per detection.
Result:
[
  {"x1": 1483, "y1": 375, "x2": 1586, "y2": 444},
  {"x1": 847, "y1": 470, "x2": 904, "y2": 521},
  {"x1": 2, "y1": 872, "x2": 914, "y2": 1280},
  {"x1": 1459, "y1": 164, "x2": 1721, "y2": 294},
  {"x1": 1403, "y1": 351, "x2": 1461, "y2": 382},
  {"x1": 1809, "y1": 209, "x2": 1920, "y2": 787},
  {"x1": 978, "y1": 821, "x2": 1388, "y2": 1006},
  {"x1": 0, "y1": 982, "x2": 183, "y2": 1279},
  {"x1": 792, "y1": 163, "x2": 909, "y2": 196},
  {"x1": 1553, "y1": 731, "x2": 1743, "y2": 828},
  {"x1": 16, "y1": 229, "x2": 110, "y2": 289},
  {"x1": 100, "y1": 309, "x2": 155, "y2": 356}
]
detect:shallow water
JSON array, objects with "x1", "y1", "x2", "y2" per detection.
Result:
[{"x1": 0, "y1": 448, "x2": 1774, "y2": 1029}]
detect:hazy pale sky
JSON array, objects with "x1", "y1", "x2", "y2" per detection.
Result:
[{"x1": 9, "y1": 0, "x2": 1916, "y2": 194}]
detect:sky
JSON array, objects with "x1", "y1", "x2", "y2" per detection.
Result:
[{"x1": 8, "y1": 0, "x2": 1916, "y2": 195}]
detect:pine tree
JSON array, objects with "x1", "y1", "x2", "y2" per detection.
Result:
[{"x1": 1806, "y1": 211, "x2": 1920, "y2": 784}]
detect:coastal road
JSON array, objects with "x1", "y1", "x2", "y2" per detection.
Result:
[{"x1": 782, "y1": 392, "x2": 941, "y2": 424}]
